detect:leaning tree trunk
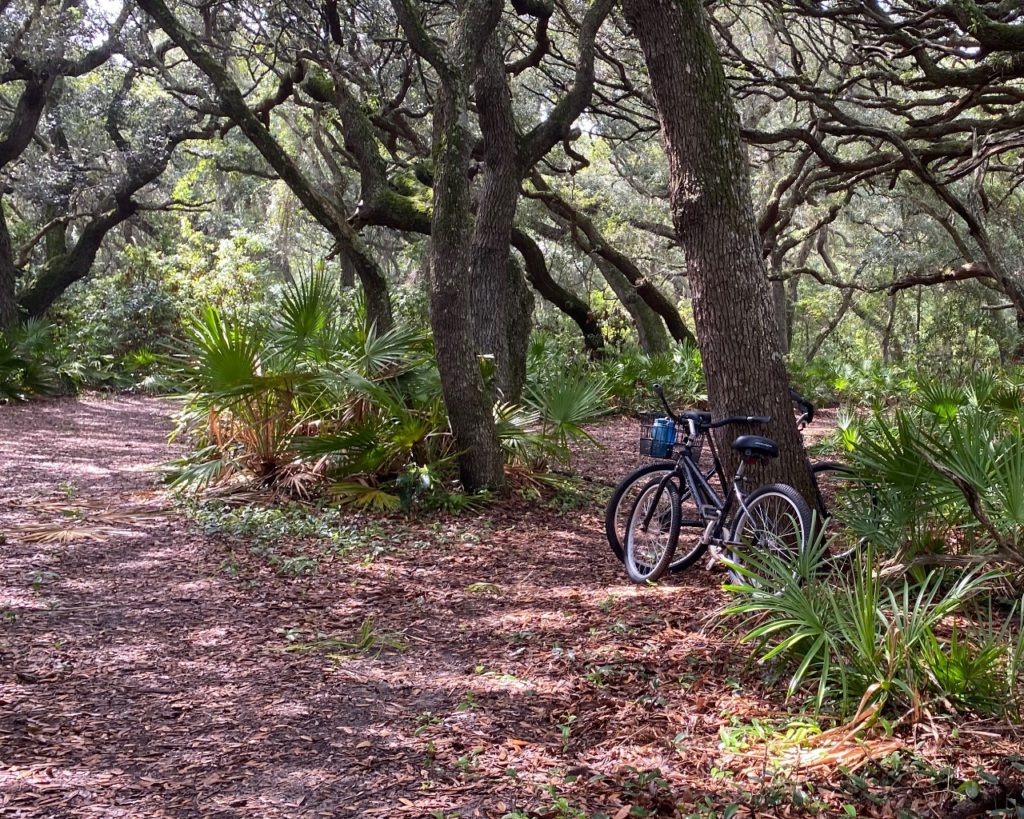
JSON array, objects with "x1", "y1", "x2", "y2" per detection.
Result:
[
  {"x1": 593, "y1": 256, "x2": 672, "y2": 354},
  {"x1": 623, "y1": 0, "x2": 815, "y2": 501},
  {"x1": 510, "y1": 228, "x2": 604, "y2": 356},
  {"x1": 470, "y1": 39, "x2": 533, "y2": 401}
]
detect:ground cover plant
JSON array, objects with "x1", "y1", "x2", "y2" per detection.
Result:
[{"x1": 716, "y1": 374, "x2": 1024, "y2": 813}]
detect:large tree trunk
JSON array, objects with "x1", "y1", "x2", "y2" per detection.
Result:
[
  {"x1": 772, "y1": 279, "x2": 789, "y2": 355},
  {"x1": 470, "y1": 39, "x2": 532, "y2": 401},
  {"x1": 428, "y1": 74, "x2": 505, "y2": 492},
  {"x1": 623, "y1": 0, "x2": 815, "y2": 501},
  {"x1": 390, "y1": 0, "x2": 506, "y2": 492}
]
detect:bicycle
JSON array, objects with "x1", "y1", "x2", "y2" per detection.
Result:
[
  {"x1": 606, "y1": 388, "x2": 848, "y2": 574},
  {"x1": 621, "y1": 384, "x2": 814, "y2": 583}
]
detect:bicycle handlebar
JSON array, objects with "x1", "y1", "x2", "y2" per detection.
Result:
[
  {"x1": 654, "y1": 383, "x2": 816, "y2": 429},
  {"x1": 789, "y1": 387, "x2": 815, "y2": 427},
  {"x1": 652, "y1": 383, "x2": 680, "y2": 423},
  {"x1": 653, "y1": 383, "x2": 770, "y2": 429},
  {"x1": 711, "y1": 415, "x2": 771, "y2": 428}
]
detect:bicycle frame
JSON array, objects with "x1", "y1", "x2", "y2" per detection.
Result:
[{"x1": 639, "y1": 427, "x2": 758, "y2": 555}]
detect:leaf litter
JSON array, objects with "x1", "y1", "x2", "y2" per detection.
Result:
[{"x1": 0, "y1": 396, "x2": 1021, "y2": 817}]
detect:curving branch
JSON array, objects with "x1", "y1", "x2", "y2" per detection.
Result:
[
  {"x1": 526, "y1": 174, "x2": 696, "y2": 346},
  {"x1": 136, "y1": 0, "x2": 394, "y2": 330}
]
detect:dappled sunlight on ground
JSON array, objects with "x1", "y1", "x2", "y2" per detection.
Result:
[{"x1": 2, "y1": 398, "x2": 1020, "y2": 816}]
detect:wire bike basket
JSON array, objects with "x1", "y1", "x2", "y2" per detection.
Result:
[
  {"x1": 637, "y1": 411, "x2": 706, "y2": 461},
  {"x1": 638, "y1": 412, "x2": 675, "y2": 459}
]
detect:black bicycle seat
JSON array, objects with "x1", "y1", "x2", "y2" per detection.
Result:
[{"x1": 731, "y1": 435, "x2": 779, "y2": 459}]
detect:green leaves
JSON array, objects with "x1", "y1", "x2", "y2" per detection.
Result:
[
  {"x1": 843, "y1": 387, "x2": 1024, "y2": 563},
  {"x1": 185, "y1": 306, "x2": 261, "y2": 392},
  {"x1": 275, "y1": 269, "x2": 339, "y2": 362},
  {"x1": 525, "y1": 371, "x2": 610, "y2": 451},
  {"x1": 0, "y1": 319, "x2": 62, "y2": 401},
  {"x1": 595, "y1": 342, "x2": 705, "y2": 410},
  {"x1": 725, "y1": 537, "x2": 1009, "y2": 719},
  {"x1": 171, "y1": 274, "x2": 455, "y2": 501},
  {"x1": 494, "y1": 372, "x2": 610, "y2": 470}
]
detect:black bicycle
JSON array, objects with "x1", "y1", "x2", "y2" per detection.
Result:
[
  {"x1": 606, "y1": 388, "x2": 858, "y2": 574},
  {"x1": 620, "y1": 384, "x2": 814, "y2": 583}
]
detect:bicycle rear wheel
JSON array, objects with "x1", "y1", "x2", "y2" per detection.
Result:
[
  {"x1": 811, "y1": 461, "x2": 879, "y2": 564},
  {"x1": 727, "y1": 483, "x2": 812, "y2": 587},
  {"x1": 623, "y1": 477, "x2": 680, "y2": 583}
]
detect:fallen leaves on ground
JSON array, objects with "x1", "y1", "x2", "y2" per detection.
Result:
[{"x1": 0, "y1": 398, "x2": 1020, "y2": 818}]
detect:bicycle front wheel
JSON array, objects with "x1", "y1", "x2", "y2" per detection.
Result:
[
  {"x1": 605, "y1": 463, "x2": 674, "y2": 562},
  {"x1": 606, "y1": 464, "x2": 708, "y2": 573},
  {"x1": 727, "y1": 483, "x2": 811, "y2": 587},
  {"x1": 623, "y1": 477, "x2": 680, "y2": 583}
]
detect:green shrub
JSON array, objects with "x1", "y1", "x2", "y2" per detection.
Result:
[
  {"x1": 724, "y1": 536, "x2": 1021, "y2": 721},
  {"x1": 597, "y1": 342, "x2": 705, "y2": 411},
  {"x1": 170, "y1": 273, "x2": 610, "y2": 503},
  {"x1": 788, "y1": 357, "x2": 920, "y2": 408},
  {"x1": 169, "y1": 271, "x2": 447, "y2": 498},
  {"x1": 843, "y1": 377, "x2": 1024, "y2": 566},
  {"x1": 0, "y1": 319, "x2": 63, "y2": 400}
]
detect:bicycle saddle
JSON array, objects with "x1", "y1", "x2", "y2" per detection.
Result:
[{"x1": 731, "y1": 435, "x2": 779, "y2": 459}]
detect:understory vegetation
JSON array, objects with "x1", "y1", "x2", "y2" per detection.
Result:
[
  {"x1": 727, "y1": 377, "x2": 1024, "y2": 729},
  {"x1": 165, "y1": 272, "x2": 614, "y2": 508}
]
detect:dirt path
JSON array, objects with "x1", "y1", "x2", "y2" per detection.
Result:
[
  {"x1": 1, "y1": 396, "x2": 440, "y2": 816},
  {"x1": 0, "y1": 397, "x2": 1006, "y2": 818}
]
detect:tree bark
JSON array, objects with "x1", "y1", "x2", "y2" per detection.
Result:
[
  {"x1": 0, "y1": 200, "x2": 18, "y2": 331},
  {"x1": 594, "y1": 256, "x2": 671, "y2": 354},
  {"x1": 772, "y1": 279, "x2": 789, "y2": 355},
  {"x1": 510, "y1": 228, "x2": 604, "y2": 355},
  {"x1": 470, "y1": 39, "x2": 532, "y2": 400},
  {"x1": 391, "y1": 0, "x2": 506, "y2": 492},
  {"x1": 623, "y1": 0, "x2": 815, "y2": 501},
  {"x1": 18, "y1": 208, "x2": 133, "y2": 318}
]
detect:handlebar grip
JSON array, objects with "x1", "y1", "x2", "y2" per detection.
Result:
[
  {"x1": 789, "y1": 386, "x2": 815, "y2": 424},
  {"x1": 710, "y1": 414, "x2": 771, "y2": 428}
]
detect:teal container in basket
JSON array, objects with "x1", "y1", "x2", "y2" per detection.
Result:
[{"x1": 651, "y1": 417, "x2": 676, "y2": 458}]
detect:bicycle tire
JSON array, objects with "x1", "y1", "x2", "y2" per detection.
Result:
[
  {"x1": 605, "y1": 463, "x2": 708, "y2": 573},
  {"x1": 623, "y1": 477, "x2": 680, "y2": 583},
  {"x1": 727, "y1": 483, "x2": 812, "y2": 587},
  {"x1": 811, "y1": 461, "x2": 879, "y2": 563}
]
